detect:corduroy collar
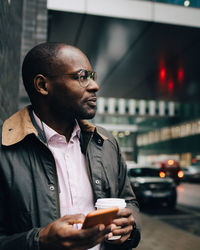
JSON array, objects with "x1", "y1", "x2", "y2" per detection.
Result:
[{"x1": 2, "y1": 106, "x2": 107, "y2": 146}]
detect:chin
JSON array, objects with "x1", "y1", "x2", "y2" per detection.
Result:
[
  {"x1": 82, "y1": 113, "x2": 96, "y2": 120},
  {"x1": 78, "y1": 109, "x2": 96, "y2": 120}
]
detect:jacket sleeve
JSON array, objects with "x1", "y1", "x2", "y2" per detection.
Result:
[
  {"x1": 0, "y1": 172, "x2": 40, "y2": 250},
  {"x1": 0, "y1": 229, "x2": 40, "y2": 250},
  {"x1": 106, "y1": 137, "x2": 141, "y2": 249}
]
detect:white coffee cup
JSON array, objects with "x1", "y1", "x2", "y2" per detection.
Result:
[{"x1": 95, "y1": 198, "x2": 126, "y2": 240}]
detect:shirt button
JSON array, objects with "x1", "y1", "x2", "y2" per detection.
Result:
[
  {"x1": 95, "y1": 180, "x2": 100, "y2": 184},
  {"x1": 49, "y1": 185, "x2": 55, "y2": 191}
]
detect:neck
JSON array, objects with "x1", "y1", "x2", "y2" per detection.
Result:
[
  {"x1": 34, "y1": 109, "x2": 76, "y2": 142},
  {"x1": 47, "y1": 120, "x2": 76, "y2": 142}
]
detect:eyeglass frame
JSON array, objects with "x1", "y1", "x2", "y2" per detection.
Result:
[{"x1": 44, "y1": 69, "x2": 97, "y2": 88}]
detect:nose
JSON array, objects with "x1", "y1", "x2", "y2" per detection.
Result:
[{"x1": 87, "y1": 78, "x2": 99, "y2": 92}]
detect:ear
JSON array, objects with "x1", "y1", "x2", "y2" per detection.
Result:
[{"x1": 33, "y1": 74, "x2": 49, "y2": 95}]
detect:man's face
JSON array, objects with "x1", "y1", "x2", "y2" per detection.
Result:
[{"x1": 46, "y1": 46, "x2": 99, "y2": 121}]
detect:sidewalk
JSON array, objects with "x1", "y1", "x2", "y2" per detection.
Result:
[{"x1": 136, "y1": 213, "x2": 200, "y2": 250}]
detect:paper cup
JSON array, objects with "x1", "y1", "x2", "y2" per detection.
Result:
[{"x1": 95, "y1": 198, "x2": 126, "y2": 240}]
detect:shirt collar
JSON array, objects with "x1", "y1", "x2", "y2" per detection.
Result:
[{"x1": 32, "y1": 111, "x2": 81, "y2": 142}]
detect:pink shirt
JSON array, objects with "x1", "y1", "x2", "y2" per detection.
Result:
[{"x1": 33, "y1": 112, "x2": 100, "y2": 249}]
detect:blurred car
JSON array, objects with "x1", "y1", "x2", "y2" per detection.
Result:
[
  {"x1": 154, "y1": 160, "x2": 184, "y2": 185},
  {"x1": 126, "y1": 161, "x2": 137, "y2": 170},
  {"x1": 182, "y1": 165, "x2": 200, "y2": 183},
  {"x1": 128, "y1": 167, "x2": 177, "y2": 208}
]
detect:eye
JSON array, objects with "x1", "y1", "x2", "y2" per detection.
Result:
[{"x1": 79, "y1": 70, "x2": 89, "y2": 80}]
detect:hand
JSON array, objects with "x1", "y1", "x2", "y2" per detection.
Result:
[
  {"x1": 39, "y1": 214, "x2": 113, "y2": 250},
  {"x1": 105, "y1": 208, "x2": 135, "y2": 245}
]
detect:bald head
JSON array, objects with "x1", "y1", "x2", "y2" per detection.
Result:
[{"x1": 22, "y1": 42, "x2": 85, "y2": 100}]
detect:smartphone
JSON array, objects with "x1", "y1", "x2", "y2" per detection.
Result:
[{"x1": 82, "y1": 207, "x2": 119, "y2": 229}]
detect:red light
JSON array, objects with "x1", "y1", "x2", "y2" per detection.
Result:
[
  {"x1": 178, "y1": 68, "x2": 183, "y2": 83},
  {"x1": 159, "y1": 171, "x2": 166, "y2": 178},
  {"x1": 192, "y1": 158, "x2": 197, "y2": 163},
  {"x1": 178, "y1": 170, "x2": 184, "y2": 178},
  {"x1": 159, "y1": 67, "x2": 166, "y2": 83},
  {"x1": 168, "y1": 160, "x2": 174, "y2": 166},
  {"x1": 168, "y1": 81, "x2": 174, "y2": 91}
]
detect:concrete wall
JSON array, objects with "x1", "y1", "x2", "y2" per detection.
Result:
[
  {"x1": 19, "y1": 0, "x2": 48, "y2": 108},
  {"x1": 0, "y1": 0, "x2": 48, "y2": 122},
  {"x1": 0, "y1": 0, "x2": 23, "y2": 122}
]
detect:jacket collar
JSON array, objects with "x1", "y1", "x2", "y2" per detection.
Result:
[
  {"x1": 2, "y1": 106, "x2": 107, "y2": 146},
  {"x1": 2, "y1": 106, "x2": 38, "y2": 146}
]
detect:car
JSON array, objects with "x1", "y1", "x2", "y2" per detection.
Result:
[
  {"x1": 154, "y1": 160, "x2": 184, "y2": 185},
  {"x1": 128, "y1": 167, "x2": 177, "y2": 209},
  {"x1": 126, "y1": 161, "x2": 137, "y2": 170},
  {"x1": 182, "y1": 165, "x2": 200, "y2": 183}
]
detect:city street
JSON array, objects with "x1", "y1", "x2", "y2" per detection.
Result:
[
  {"x1": 136, "y1": 183, "x2": 200, "y2": 250},
  {"x1": 177, "y1": 183, "x2": 200, "y2": 209}
]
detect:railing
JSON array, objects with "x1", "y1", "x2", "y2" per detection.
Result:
[{"x1": 143, "y1": 0, "x2": 200, "y2": 8}]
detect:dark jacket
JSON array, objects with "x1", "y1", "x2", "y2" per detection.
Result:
[{"x1": 0, "y1": 106, "x2": 140, "y2": 250}]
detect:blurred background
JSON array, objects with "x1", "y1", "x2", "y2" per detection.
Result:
[{"x1": 1, "y1": 0, "x2": 200, "y2": 249}]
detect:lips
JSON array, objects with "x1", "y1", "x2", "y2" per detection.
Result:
[{"x1": 86, "y1": 96, "x2": 97, "y2": 107}]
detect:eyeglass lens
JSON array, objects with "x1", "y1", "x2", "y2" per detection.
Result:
[{"x1": 79, "y1": 70, "x2": 97, "y2": 87}]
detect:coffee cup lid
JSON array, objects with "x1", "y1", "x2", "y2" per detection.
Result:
[{"x1": 95, "y1": 198, "x2": 126, "y2": 209}]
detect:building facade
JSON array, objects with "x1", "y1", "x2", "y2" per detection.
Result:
[{"x1": 0, "y1": 0, "x2": 48, "y2": 123}]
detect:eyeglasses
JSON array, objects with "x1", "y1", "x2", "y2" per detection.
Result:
[{"x1": 46, "y1": 69, "x2": 97, "y2": 88}]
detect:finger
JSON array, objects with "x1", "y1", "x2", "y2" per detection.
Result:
[
  {"x1": 119, "y1": 232, "x2": 132, "y2": 242},
  {"x1": 61, "y1": 232, "x2": 106, "y2": 250},
  {"x1": 105, "y1": 226, "x2": 133, "y2": 245},
  {"x1": 60, "y1": 214, "x2": 85, "y2": 225},
  {"x1": 104, "y1": 231, "x2": 131, "y2": 245},
  {"x1": 113, "y1": 216, "x2": 134, "y2": 227},
  {"x1": 116, "y1": 208, "x2": 133, "y2": 217},
  {"x1": 82, "y1": 224, "x2": 113, "y2": 242},
  {"x1": 104, "y1": 232, "x2": 113, "y2": 240},
  {"x1": 61, "y1": 224, "x2": 111, "y2": 248},
  {"x1": 61, "y1": 224, "x2": 108, "y2": 240},
  {"x1": 104, "y1": 223, "x2": 119, "y2": 240},
  {"x1": 112, "y1": 225, "x2": 133, "y2": 237},
  {"x1": 63, "y1": 232, "x2": 106, "y2": 250},
  {"x1": 113, "y1": 233, "x2": 131, "y2": 244},
  {"x1": 84, "y1": 225, "x2": 112, "y2": 247}
]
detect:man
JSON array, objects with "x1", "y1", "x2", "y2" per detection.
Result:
[{"x1": 0, "y1": 43, "x2": 140, "y2": 250}]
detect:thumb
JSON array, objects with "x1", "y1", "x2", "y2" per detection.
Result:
[{"x1": 60, "y1": 214, "x2": 85, "y2": 225}]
